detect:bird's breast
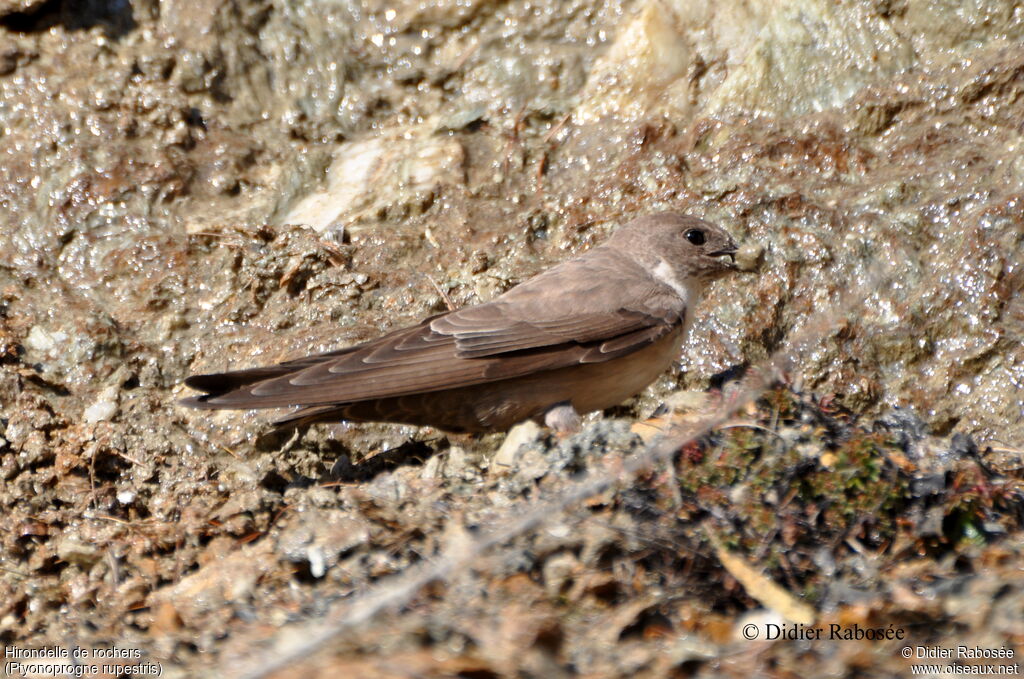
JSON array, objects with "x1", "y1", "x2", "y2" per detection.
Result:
[
  {"x1": 466, "y1": 324, "x2": 687, "y2": 430},
  {"x1": 563, "y1": 324, "x2": 686, "y2": 415}
]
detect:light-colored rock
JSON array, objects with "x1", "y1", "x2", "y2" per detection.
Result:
[
  {"x1": 25, "y1": 325, "x2": 65, "y2": 354},
  {"x1": 368, "y1": 0, "x2": 492, "y2": 31},
  {"x1": 421, "y1": 452, "x2": 445, "y2": 479},
  {"x1": 447, "y1": 445, "x2": 477, "y2": 479},
  {"x1": 56, "y1": 536, "x2": 101, "y2": 568},
  {"x1": 283, "y1": 128, "x2": 464, "y2": 234},
  {"x1": 735, "y1": 242, "x2": 764, "y2": 272},
  {"x1": 663, "y1": 390, "x2": 712, "y2": 413},
  {"x1": 492, "y1": 420, "x2": 543, "y2": 472},
  {"x1": 542, "y1": 551, "x2": 581, "y2": 596},
  {"x1": 149, "y1": 542, "x2": 272, "y2": 626},
  {"x1": 896, "y1": 0, "x2": 1024, "y2": 58},
  {"x1": 706, "y1": 0, "x2": 915, "y2": 117},
  {"x1": 576, "y1": 0, "x2": 917, "y2": 124},
  {"x1": 83, "y1": 385, "x2": 120, "y2": 423},
  {"x1": 574, "y1": 0, "x2": 701, "y2": 124}
]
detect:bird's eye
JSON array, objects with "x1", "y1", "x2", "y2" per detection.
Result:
[{"x1": 685, "y1": 229, "x2": 706, "y2": 245}]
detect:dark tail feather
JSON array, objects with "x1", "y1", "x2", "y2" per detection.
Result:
[
  {"x1": 272, "y1": 405, "x2": 347, "y2": 429},
  {"x1": 184, "y1": 367, "x2": 297, "y2": 397},
  {"x1": 180, "y1": 366, "x2": 303, "y2": 411},
  {"x1": 183, "y1": 343, "x2": 366, "y2": 400},
  {"x1": 179, "y1": 395, "x2": 227, "y2": 409}
]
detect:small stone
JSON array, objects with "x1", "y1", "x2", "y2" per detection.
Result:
[
  {"x1": 307, "y1": 546, "x2": 326, "y2": 578},
  {"x1": 25, "y1": 326, "x2": 63, "y2": 353},
  {"x1": 83, "y1": 386, "x2": 120, "y2": 423},
  {"x1": 421, "y1": 453, "x2": 444, "y2": 479},
  {"x1": 515, "y1": 446, "x2": 551, "y2": 481},
  {"x1": 56, "y1": 536, "x2": 101, "y2": 568},
  {"x1": 662, "y1": 390, "x2": 711, "y2": 413},
  {"x1": 735, "y1": 242, "x2": 764, "y2": 272},
  {"x1": 442, "y1": 445, "x2": 470, "y2": 478},
  {"x1": 492, "y1": 420, "x2": 542, "y2": 472},
  {"x1": 542, "y1": 552, "x2": 580, "y2": 597}
]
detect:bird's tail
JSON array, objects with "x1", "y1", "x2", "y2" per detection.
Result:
[{"x1": 180, "y1": 366, "x2": 299, "y2": 409}]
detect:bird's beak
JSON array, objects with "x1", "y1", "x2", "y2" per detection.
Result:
[{"x1": 709, "y1": 246, "x2": 737, "y2": 265}]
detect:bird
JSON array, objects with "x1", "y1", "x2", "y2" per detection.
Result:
[{"x1": 181, "y1": 212, "x2": 738, "y2": 434}]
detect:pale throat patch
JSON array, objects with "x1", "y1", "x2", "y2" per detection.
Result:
[{"x1": 652, "y1": 259, "x2": 703, "y2": 304}]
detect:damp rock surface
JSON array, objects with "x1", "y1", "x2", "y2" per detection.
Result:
[{"x1": 0, "y1": 0, "x2": 1022, "y2": 676}]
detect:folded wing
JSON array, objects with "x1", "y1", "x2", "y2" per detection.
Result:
[{"x1": 183, "y1": 248, "x2": 686, "y2": 410}]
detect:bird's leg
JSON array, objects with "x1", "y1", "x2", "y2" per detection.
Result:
[{"x1": 542, "y1": 401, "x2": 581, "y2": 436}]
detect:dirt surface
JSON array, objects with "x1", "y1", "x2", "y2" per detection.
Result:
[{"x1": 1, "y1": 0, "x2": 1022, "y2": 677}]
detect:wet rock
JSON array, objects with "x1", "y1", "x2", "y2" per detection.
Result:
[
  {"x1": 735, "y1": 241, "x2": 764, "y2": 272},
  {"x1": 55, "y1": 536, "x2": 100, "y2": 568},
  {"x1": 83, "y1": 384, "x2": 119, "y2": 423},
  {"x1": 372, "y1": 0, "x2": 492, "y2": 31},
  {"x1": 276, "y1": 509, "x2": 370, "y2": 579},
  {"x1": 576, "y1": 0, "x2": 915, "y2": 124},
  {"x1": 542, "y1": 551, "x2": 581, "y2": 597},
  {"x1": 895, "y1": 0, "x2": 1024, "y2": 56},
  {"x1": 706, "y1": 0, "x2": 914, "y2": 117},
  {"x1": 492, "y1": 420, "x2": 543, "y2": 472},
  {"x1": 148, "y1": 542, "x2": 272, "y2": 627},
  {"x1": 875, "y1": 407, "x2": 929, "y2": 456},
  {"x1": 283, "y1": 131, "x2": 465, "y2": 235}
]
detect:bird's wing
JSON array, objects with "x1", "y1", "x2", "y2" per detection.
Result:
[
  {"x1": 431, "y1": 246, "x2": 682, "y2": 357},
  {"x1": 183, "y1": 250, "x2": 687, "y2": 409}
]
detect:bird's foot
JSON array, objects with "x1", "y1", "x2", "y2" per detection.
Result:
[{"x1": 543, "y1": 402, "x2": 581, "y2": 437}]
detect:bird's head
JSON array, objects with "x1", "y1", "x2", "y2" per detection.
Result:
[{"x1": 609, "y1": 212, "x2": 739, "y2": 285}]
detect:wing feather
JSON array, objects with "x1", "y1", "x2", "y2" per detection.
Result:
[{"x1": 184, "y1": 247, "x2": 688, "y2": 411}]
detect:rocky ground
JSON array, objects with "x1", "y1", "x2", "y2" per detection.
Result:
[{"x1": 0, "y1": 0, "x2": 1022, "y2": 677}]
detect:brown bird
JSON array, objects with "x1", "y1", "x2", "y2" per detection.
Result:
[{"x1": 181, "y1": 212, "x2": 738, "y2": 433}]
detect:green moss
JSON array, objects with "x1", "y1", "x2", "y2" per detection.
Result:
[
  {"x1": 942, "y1": 465, "x2": 1024, "y2": 547},
  {"x1": 801, "y1": 432, "x2": 908, "y2": 534},
  {"x1": 675, "y1": 390, "x2": 911, "y2": 557}
]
